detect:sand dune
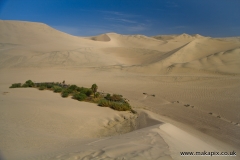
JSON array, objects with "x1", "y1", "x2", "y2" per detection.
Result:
[
  {"x1": 163, "y1": 38, "x2": 239, "y2": 67},
  {"x1": 86, "y1": 34, "x2": 111, "y2": 42},
  {"x1": 175, "y1": 47, "x2": 240, "y2": 74},
  {"x1": 1, "y1": 20, "x2": 240, "y2": 160},
  {"x1": 1, "y1": 20, "x2": 239, "y2": 74}
]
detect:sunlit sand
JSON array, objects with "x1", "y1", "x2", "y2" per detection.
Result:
[{"x1": 0, "y1": 20, "x2": 240, "y2": 159}]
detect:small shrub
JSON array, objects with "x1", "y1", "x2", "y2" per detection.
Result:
[
  {"x1": 39, "y1": 83, "x2": 47, "y2": 88},
  {"x1": 111, "y1": 94, "x2": 123, "y2": 101},
  {"x1": 73, "y1": 93, "x2": 86, "y2": 101},
  {"x1": 22, "y1": 83, "x2": 29, "y2": 88},
  {"x1": 76, "y1": 87, "x2": 82, "y2": 92},
  {"x1": 85, "y1": 89, "x2": 93, "y2": 97},
  {"x1": 61, "y1": 91, "x2": 69, "y2": 97},
  {"x1": 105, "y1": 94, "x2": 123, "y2": 102},
  {"x1": 69, "y1": 85, "x2": 78, "y2": 90},
  {"x1": 46, "y1": 83, "x2": 54, "y2": 89},
  {"x1": 9, "y1": 83, "x2": 21, "y2": 88},
  {"x1": 39, "y1": 86, "x2": 45, "y2": 90},
  {"x1": 65, "y1": 88, "x2": 75, "y2": 94},
  {"x1": 91, "y1": 97, "x2": 102, "y2": 103},
  {"x1": 110, "y1": 103, "x2": 131, "y2": 111},
  {"x1": 91, "y1": 84, "x2": 98, "y2": 98},
  {"x1": 35, "y1": 83, "x2": 41, "y2": 87},
  {"x1": 105, "y1": 94, "x2": 111, "y2": 100},
  {"x1": 98, "y1": 99, "x2": 112, "y2": 107},
  {"x1": 22, "y1": 80, "x2": 34, "y2": 87},
  {"x1": 53, "y1": 86, "x2": 62, "y2": 93},
  {"x1": 77, "y1": 87, "x2": 92, "y2": 96},
  {"x1": 98, "y1": 99, "x2": 132, "y2": 111}
]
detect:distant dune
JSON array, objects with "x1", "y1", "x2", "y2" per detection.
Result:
[
  {"x1": 1, "y1": 20, "x2": 240, "y2": 160},
  {"x1": 0, "y1": 20, "x2": 239, "y2": 74},
  {"x1": 86, "y1": 34, "x2": 111, "y2": 42}
]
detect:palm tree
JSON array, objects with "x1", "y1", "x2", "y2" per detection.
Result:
[{"x1": 91, "y1": 84, "x2": 98, "y2": 98}]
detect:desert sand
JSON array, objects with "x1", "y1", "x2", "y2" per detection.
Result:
[{"x1": 0, "y1": 20, "x2": 240, "y2": 160}]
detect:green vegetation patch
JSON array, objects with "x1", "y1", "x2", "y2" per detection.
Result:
[
  {"x1": 77, "y1": 87, "x2": 93, "y2": 96},
  {"x1": 9, "y1": 80, "x2": 133, "y2": 112},
  {"x1": 73, "y1": 93, "x2": 87, "y2": 101},
  {"x1": 9, "y1": 83, "x2": 22, "y2": 88},
  {"x1": 110, "y1": 102, "x2": 131, "y2": 111},
  {"x1": 39, "y1": 86, "x2": 46, "y2": 90},
  {"x1": 61, "y1": 91, "x2": 69, "y2": 98},
  {"x1": 98, "y1": 94, "x2": 131, "y2": 111},
  {"x1": 23, "y1": 80, "x2": 34, "y2": 87},
  {"x1": 53, "y1": 86, "x2": 62, "y2": 93}
]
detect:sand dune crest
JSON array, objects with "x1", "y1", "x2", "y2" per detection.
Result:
[{"x1": 86, "y1": 34, "x2": 111, "y2": 42}]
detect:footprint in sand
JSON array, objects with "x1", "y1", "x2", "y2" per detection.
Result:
[
  {"x1": 231, "y1": 121, "x2": 239, "y2": 126},
  {"x1": 183, "y1": 104, "x2": 194, "y2": 108},
  {"x1": 2, "y1": 92, "x2": 9, "y2": 95},
  {"x1": 143, "y1": 93, "x2": 156, "y2": 98},
  {"x1": 209, "y1": 112, "x2": 240, "y2": 127}
]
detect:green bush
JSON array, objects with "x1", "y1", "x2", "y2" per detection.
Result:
[
  {"x1": 61, "y1": 91, "x2": 69, "y2": 97},
  {"x1": 66, "y1": 88, "x2": 74, "y2": 94},
  {"x1": 69, "y1": 85, "x2": 78, "y2": 90},
  {"x1": 110, "y1": 102, "x2": 131, "y2": 111},
  {"x1": 76, "y1": 87, "x2": 82, "y2": 92},
  {"x1": 39, "y1": 83, "x2": 47, "y2": 88},
  {"x1": 46, "y1": 83, "x2": 54, "y2": 89},
  {"x1": 105, "y1": 94, "x2": 111, "y2": 100},
  {"x1": 73, "y1": 93, "x2": 87, "y2": 101},
  {"x1": 98, "y1": 99, "x2": 112, "y2": 107},
  {"x1": 53, "y1": 86, "x2": 62, "y2": 93},
  {"x1": 111, "y1": 94, "x2": 123, "y2": 101},
  {"x1": 35, "y1": 83, "x2": 41, "y2": 87},
  {"x1": 105, "y1": 94, "x2": 123, "y2": 102},
  {"x1": 77, "y1": 87, "x2": 92, "y2": 96},
  {"x1": 22, "y1": 83, "x2": 29, "y2": 88},
  {"x1": 98, "y1": 99, "x2": 131, "y2": 111},
  {"x1": 95, "y1": 92, "x2": 100, "y2": 98},
  {"x1": 39, "y1": 86, "x2": 45, "y2": 90},
  {"x1": 22, "y1": 80, "x2": 34, "y2": 87},
  {"x1": 91, "y1": 97, "x2": 101, "y2": 103},
  {"x1": 85, "y1": 89, "x2": 93, "y2": 97},
  {"x1": 9, "y1": 83, "x2": 22, "y2": 88}
]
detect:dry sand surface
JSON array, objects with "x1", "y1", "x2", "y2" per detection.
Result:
[{"x1": 1, "y1": 20, "x2": 240, "y2": 160}]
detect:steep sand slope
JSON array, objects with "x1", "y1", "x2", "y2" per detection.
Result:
[{"x1": 1, "y1": 20, "x2": 240, "y2": 159}]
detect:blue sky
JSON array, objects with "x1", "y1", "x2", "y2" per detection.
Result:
[{"x1": 0, "y1": 0, "x2": 240, "y2": 37}]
